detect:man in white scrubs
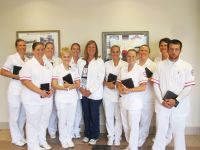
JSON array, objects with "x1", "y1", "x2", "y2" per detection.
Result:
[
  {"x1": 1, "y1": 39, "x2": 27, "y2": 146},
  {"x1": 152, "y1": 39, "x2": 195, "y2": 150}
]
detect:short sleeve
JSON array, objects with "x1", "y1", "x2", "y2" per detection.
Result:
[
  {"x1": 2, "y1": 55, "x2": 13, "y2": 71},
  {"x1": 72, "y1": 68, "x2": 80, "y2": 81},
  {"x1": 184, "y1": 65, "x2": 195, "y2": 87},
  {"x1": 151, "y1": 65, "x2": 160, "y2": 85},
  {"x1": 139, "y1": 67, "x2": 148, "y2": 84},
  {"x1": 52, "y1": 66, "x2": 59, "y2": 80},
  {"x1": 19, "y1": 62, "x2": 32, "y2": 80}
]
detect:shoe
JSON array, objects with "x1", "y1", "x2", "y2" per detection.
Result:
[
  {"x1": 89, "y1": 139, "x2": 97, "y2": 145},
  {"x1": 13, "y1": 140, "x2": 26, "y2": 146},
  {"x1": 40, "y1": 142, "x2": 51, "y2": 150},
  {"x1": 107, "y1": 138, "x2": 113, "y2": 146},
  {"x1": 83, "y1": 137, "x2": 89, "y2": 143},
  {"x1": 50, "y1": 133, "x2": 56, "y2": 139},
  {"x1": 61, "y1": 142, "x2": 69, "y2": 149},
  {"x1": 114, "y1": 140, "x2": 120, "y2": 146},
  {"x1": 74, "y1": 133, "x2": 81, "y2": 138},
  {"x1": 21, "y1": 138, "x2": 27, "y2": 143},
  {"x1": 67, "y1": 140, "x2": 75, "y2": 148}
]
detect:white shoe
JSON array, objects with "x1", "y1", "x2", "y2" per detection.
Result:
[
  {"x1": 82, "y1": 137, "x2": 89, "y2": 143},
  {"x1": 107, "y1": 138, "x2": 113, "y2": 146},
  {"x1": 40, "y1": 142, "x2": 51, "y2": 150},
  {"x1": 50, "y1": 133, "x2": 56, "y2": 139},
  {"x1": 74, "y1": 133, "x2": 81, "y2": 138},
  {"x1": 67, "y1": 140, "x2": 75, "y2": 148},
  {"x1": 61, "y1": 142, "x2": 69, "y2": 149},
  {"x1": 114, "y1": 140, "x2": 120, "y2": 146},
  {"x1": 89, "y1": 139, "x2": 97, "y2": 145},
  {"x1": 13, "y1": 140, "x2": 26, "y2": 146}
]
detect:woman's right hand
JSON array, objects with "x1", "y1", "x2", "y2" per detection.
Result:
[
  {"x1": 105, "y1": 81, "x2": 116, "y2": 89},
  {"x1": 40, "y1": 90, "x2": 49, "y2": 98}
]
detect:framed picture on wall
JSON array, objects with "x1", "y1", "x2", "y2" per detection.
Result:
[
  {"x1": 16, "y1": 30, "x2": 60, "y2": 58},
  {"x1": 102, "y1": 31, "x2": 149, "y2": 61}
]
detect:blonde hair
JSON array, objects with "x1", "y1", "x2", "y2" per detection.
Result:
[{"x1": 60, "y1": 47, "x2": 72, "y2": 57}]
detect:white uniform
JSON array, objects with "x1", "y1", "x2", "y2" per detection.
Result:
[
  {"x1": 151, "y1": 59, "x2": 195, "y2": 150},
  {"x1": 154, "y1": 55, "x2": 162, "y2": 64},
  {"x1": 1, "y1": 52, "x2": 26, "y2": 143},
  {"x1": 43, "y1": 55, "x2": 61, "y2": 137},
  {"x1": 70, "y1": 58, "x2": 82, "y2": 137},
  {"x1": 52, "y1": 63, "x2": 79, "y2": 145},
  {"x1": 118, "y1": 63, "x2": 147, "y2": 150},
  {"x1": 20, "y1": 57, "x2": 53, "y2": 150},
  {"x1": 103, "y1": 60, "x2": 127, "y2": 143},
  {"x1": 136, "y1": 58, "x2": 156, "y2": 147}
]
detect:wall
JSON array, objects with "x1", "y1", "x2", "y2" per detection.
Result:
[{"x1": 0, "y1": 0, "x2": 199, "y2": 133}]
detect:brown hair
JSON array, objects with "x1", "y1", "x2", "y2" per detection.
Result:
[
  {"x1": 110, "y1": 45, "x2": 120, "y2": 53},
  {"x1": 45, "y1": 42, "x2": 54, "y2": 49},
  {"x1": 139, "y1": 44, "x2": 151, "y2": 53},
  {"x1": 83, "y1": 40, "x2": 98, "y2": 60},
  {"x1": 15, "y1": 39, "x2": 25, "y2": 47},
  {"x1": 71, "y1": 43, "x2": 80, "y2": 50}
]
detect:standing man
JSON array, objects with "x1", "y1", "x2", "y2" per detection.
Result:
[
  {"x1": 151, "y1": 39, "x2": 195, "y2": 150},
  {"x1": 1, "y1": 39, "x2": 27, "y2": 146}
]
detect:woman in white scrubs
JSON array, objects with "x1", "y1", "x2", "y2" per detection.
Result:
[
  {"x1": 117, "y1": 49, "x2": 147, "y2": 150},
  {"x1": 137, "y1": 45, "x2": 156, "y2": 147},
  {"x1": 20, "y1": 42, "x2": 54, "y2": 150},
  {"x1": 1, "y1": 39, "x2": 26, "y2": 146},
  {"x1": 103, "y1": 45, "x2": 127, "y2": 146},
  {"x1": 52, "y1": 48, "x2": 80, "y2": 149}
]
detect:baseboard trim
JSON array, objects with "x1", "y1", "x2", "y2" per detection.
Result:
[{"x1": 1, "y1": 122, "x2": 200, "y2": 135}]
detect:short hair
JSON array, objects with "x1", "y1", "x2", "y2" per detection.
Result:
[
  {"x1": 159, "y1": 38, "x2": 171, "y2": 46},
  {"x1": 15, "y1": 39, "x2": 25, "y2": 47},
  {"x1": 83, "y1": 40, "x2": 98, "y2": 60},
  {"x1": 60, "y1": 47, "x2": 72, "y2": 57},
  {"x1": 71, "y1": 43, "x2": 80, "y2": 50},
  {"x1": 32, "y1": 42, "x2": 43, "y2": 50},
  {"x1": 110, "y1": 45, "x2": 120, "y2": 52},
  {"x1": 139, "y1": 44, "x2": 151, "y2": 53},
  {"x1": 127, "y1": 49, "x2": 137, "y2": 55},
  {"x1": 44, "y1": 42, "x2": 54, "y2": 49},
  {"x1": 168, "y1": 39, "x2": 182, "y2": 50}
]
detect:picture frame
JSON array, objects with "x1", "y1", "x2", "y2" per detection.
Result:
[
  {"x1": 16, "y1": 30, "x2": 60, "y2": 58},
  {"x1": 102, "y1": 31, "x2": 149, "y2": 61}
]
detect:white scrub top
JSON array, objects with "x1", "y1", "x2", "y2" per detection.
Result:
[
  {"x1": 2, "y1": 52, "x2": 26, "y2": 95},
  {"x1": 52, "y1": 63, "x2": 80, "y2": 103},
  {"x1": 103, "y1": 59, "x2": 127, "y2": 102},
  {"x1": 118, "y1": 63, "x2": 147, "y2": 110},
  {"x1": 20, "y1": 56, "x2": 53, "y2": 105}
]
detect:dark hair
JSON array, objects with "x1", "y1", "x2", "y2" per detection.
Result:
[
  {"x1": 15, "y1": 39, "x2": 25, "y2": 47},
  {"x1": 83, "y1": 40, "x2": 98, "y2": 60},
  {"x1": 71, "y1": 43, "x2": 80, "y2": 50},
  {"x1": 32, "y1": 42, "x2": 43, "y2": 50},
  {"x1": 168, "y1": 39, "x2": 182, "y2": 50},
  {"x1": 44, "y1": 42, "x2": 54, "y2": 49},
  {"x1": 127, "y1": 49, "x2": 137, "y2": 54},
  {"x1": 139, "y1": 44, "x2": 151, "y2": 53},
  {"x1": 110, "y1": 45, "x2": 120, "y2": 52},
  {"x1": 159, "y1": 38, "x2": 171, "y2": 46}
]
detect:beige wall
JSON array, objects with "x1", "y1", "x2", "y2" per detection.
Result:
[{"x1": 0, "y1": 0, "x2": 199, "y2": 131}]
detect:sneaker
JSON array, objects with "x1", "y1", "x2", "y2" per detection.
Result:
[
  {"x1": 107, "y1": 138, "x2": 113, "y2": 146},
  {"x1": 13, "y1": 140, "x2": 26, "y2": 146},
  {"x1": 61, "y1": 142, "x2": 69, "y2": 149},
  {"x1": 67, "y1": 140, "x2": 75, "y2": 148},
  {"x1": 89, "y1": 139, "x2": 97, "y2": 145},
  {"x1": 83, "y1": 137, "x2": 89, "y2": 143},
  {"x1": 50, "y1": 133, "x2": 56, "y2": 139},
  {"x1": 40, "y1": 142, "x2": 51, "y2": 150},
  {"x1": 114, "y1": 140, "x2": 120, "y2": 146},
  {"x1": 74, "y1": 133, "x2": 81, "y2": 138}
]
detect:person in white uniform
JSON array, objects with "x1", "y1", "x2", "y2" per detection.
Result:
[
  {"x1": 103, "y1": 45, "x2": 127, "y2": 146},
  {"x1": 78, "y1": 40, "x2": 105, "y2": 145},
  {"x1": 69, "y1": 43, "x2": 82, "y2": 138},
  {"x1": 117, "y1": 49, "x2": 147, "y2": 150},
  {"x1": 151, "y1": 39, "x2": 195, "y2": 150},
  {"x1": 44, "y1": 42, "x2": 61, "y2": 139},
  {"x1": 52, "y1": 48, "x2": 80, "y2": 149},
  {"x1": 137, "y1": 45, "x2": 157, "y2": 147},
  {"x1": 1, "y1": 39, "x2": 27, "y2": 146},
  {"x1": 20, "y1": 42, "x2": 54, "y2": 150}
]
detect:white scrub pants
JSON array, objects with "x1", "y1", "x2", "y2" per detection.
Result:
[
  {"x1": 48, "y1": 100, "x2": 58, "y2": 135},
  {"x1": 103, "y1": 99, "x2": 122, "y2": 141},
  {"x1": 23, "y1": 103, "x2": 52, "y2": 150},
  {"x1": 138, "y1": 102, "x2": 154, "y2": 146},
  {"x1": 73, "y1": 99, "x2": 82, "y2": 135},
  {"x1": 120, "y1": 107, "x2": 141, "y2": 150},
  {"x1": 56, "y1": 101, "x2": 77, "y2": 144},
  {"x1": 152, "y1": 111, "x2": 186, "y2": 150},
  {"x1": 8, "y1": 94, "x2": 26, "y2": 143}
]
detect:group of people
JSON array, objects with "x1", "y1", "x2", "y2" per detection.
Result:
[{"x1": 0, "y1": 38, "x2": 195, "y2": 150}]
